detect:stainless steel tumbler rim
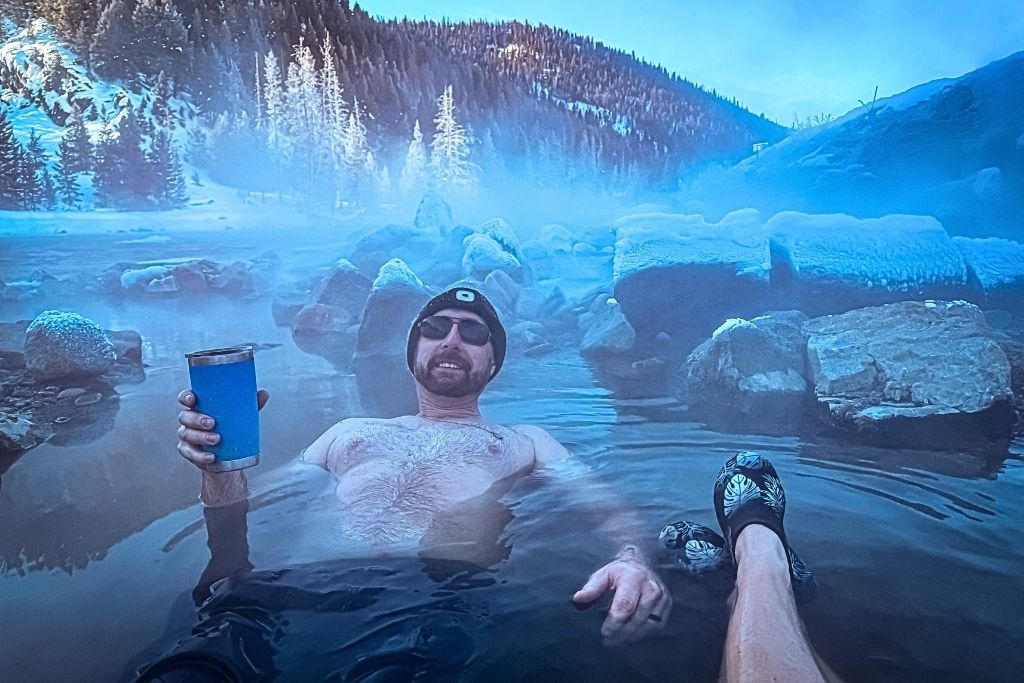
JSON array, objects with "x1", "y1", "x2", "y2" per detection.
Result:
[
  {"x1": 205, "y1": 454, "x2": 260, "y2": 472},
  {"x1": 186, "y1": 346, "x2": 254, "y2": 366}
]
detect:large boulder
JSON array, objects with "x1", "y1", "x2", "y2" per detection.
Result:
[
  {"x1": 292, "y1": 260, "x2": 371, "y2": 336},
  {"x1": 612, "y1": 209, "x2": 771, "y2": 355},
  {"x1": 767, "y1": 212, "x2": 972, "y2": 316},
  {"x1": 954, "y1": 236, "x2": 1024, "y2": 314},
  {"x1": 24, "y1": 311, "x2": 115, "y2": 381},
  {"x1": 679, "y1": 311, "x2": 809, "y2": 426},
  {"x1": 804, "y1": 300, "x2": 1014, "y2": 446},
  {"x1": 579, "y1": 295, "x2": 673, "y2": 397},
  {"x1": 352, "y1": 259, "x2": 431, "y2": 417},
  {"x1": 350, "y1": 224, "x2": 442, "y2": 278}
]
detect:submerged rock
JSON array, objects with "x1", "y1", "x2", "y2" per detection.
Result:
[
  {"x1": 804, "y1": 300, "x2": 1013, "y2": 445},
  {"x1": 24, "y1": 311, "x2": 115, "y2": 381}
]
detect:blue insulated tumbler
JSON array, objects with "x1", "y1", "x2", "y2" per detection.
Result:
[{"x1": 186, "y1": 346, "x2": 260, "y2": 471}]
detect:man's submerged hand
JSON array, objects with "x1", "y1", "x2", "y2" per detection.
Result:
[{"x1": 572, "y1": 547, "x2": 672, "y2": 645}]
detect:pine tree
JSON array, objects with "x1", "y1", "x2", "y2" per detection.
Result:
[
  {"x1": 399, "y1": 119, "x2": 429, "y2": 197},
  {"x1": 129, "y1": 0, "x2": 188, "y2": 80},
  {"x1": 90, "y1": 0, "x2": 134, "y2": 78},
  {"x1": 0, "y1": 110, "x2": 26, "y2": 209},
  {"x1": 38, "y1": 167, "x2": 57, "y2": 210},
  {"x1": 263, "y1": 49, "x2": 284, "y2": 158},
  {"x1": 430, "y1": 85, "x2": 476, "y2": 190},
  {"x1": 24, "y1": 129, "x2": 47, "y2": 209},
  {"x1": 59, "y1": 109, "x2": 92, "y2": 174},
  {"x1": 54, "y1": 157, "x2": 81, "y2": 209}
]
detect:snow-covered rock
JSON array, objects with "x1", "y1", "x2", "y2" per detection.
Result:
[
  {"x1": 954, "y1": 236, "x2": 1024, "y2": 312},
  {"x1": 804, "y1": 300, "x2": 1013, "y2": 445},
  {"x1": 612, "y1": 209, "x2": 770, "y2": 350},
  {"x1": 24, "y1": 310, "x2": 115, "y2": 381},
  {"x1": 462, "y1": 233, "x2": 523, "y2": 281},
  {"x1": 679, "y1": 311, "x2": 809, "y2": 425},
  {"x1": 352, "y1": 259, "x2": 430, "y2": 417},
  {"x1": 767, "y1": 212, "x2": 971, "y2": 315},
  {"x1": 476, "y1": 218, "x2": 523, "y2": 261}
]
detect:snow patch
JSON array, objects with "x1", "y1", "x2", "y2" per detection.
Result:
[
  {"x1": 953, "y1": 236, "x2": 1024, "y2": 293},
  {"x1": 766, "y1": 212, "x2": 967, "y2": 290},
  {"x1": 373, "y1": 258, "x2": 423, "y2": 292},
  {"x1": 612, "y1": 208, "x2": 768, "y2": 282},
  {"x1": 712, "y1": 318, "x2": 756, "y2": 338}
]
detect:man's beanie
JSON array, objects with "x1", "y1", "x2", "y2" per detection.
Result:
[{"x1": 407, "y1": 287, "x2": 507, "y2": 378}]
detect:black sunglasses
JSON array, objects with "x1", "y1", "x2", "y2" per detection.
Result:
[{"x1": 419, "y1": 315, "x2": 491, "y2": 346}]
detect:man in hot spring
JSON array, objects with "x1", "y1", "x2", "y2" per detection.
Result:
[{"x1": 170, "y1": 287, "x2": 833, "y2": 682}]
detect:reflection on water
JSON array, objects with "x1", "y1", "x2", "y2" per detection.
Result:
[{"x1": 0, "y1": 233, "x2": 1023, "y2": 682}]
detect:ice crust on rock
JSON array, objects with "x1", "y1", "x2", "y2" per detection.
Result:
[
  {"x1": 372, "y1": 258, "x2": 424, "y2": 292},
  {"x1": 475, "y1": 218, "x2": 522, "y2": 260},
  {"x1": 953, "y1": 236, "x2": 1024, "y2": 293},
  {"x1": 766, "y1": 212, "x2": 967, "y2": 290},
  {"x1": 462, "y1": 233, "x2": 522, "y2": 276},
  {"x1": 612, "y1": 209, "x2": 769, "y2": 282}
]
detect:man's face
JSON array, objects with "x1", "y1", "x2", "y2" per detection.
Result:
[{"x1": 413, "y1": 307, "x2": 495, "y2": 398}]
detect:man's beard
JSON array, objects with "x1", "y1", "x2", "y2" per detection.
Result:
[{"x1": 414, "y1": 351, "x2": 491, "y2": 398}]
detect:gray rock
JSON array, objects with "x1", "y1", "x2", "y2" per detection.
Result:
[
  {"x1": 292, "y1": 260, "x2": 372, "y2": 335},
  {"x1": 350, "y1": 224, "x2": 442, "y2": 278},
  {"x1": 352, "y1": 260, "x2": 431, "y2": 417},
  {"x1": 804, "y1": 300, "x2": 1014, "y2": 445},
  {"x1": 25, "y1": 311, "x2": 115, "y2": 381},
  {"x1": 578, "y1": 296, "x2": 671, "y2": 397},
  {"x1": 679, "y1": 311, "x2": 809, "y2": 425},
  {"x1": 0, "y1": 412, "x2": 47, "y2": 460},
  {"x1": 481, "y1": 270, "x2": 521, "y2": 314}
]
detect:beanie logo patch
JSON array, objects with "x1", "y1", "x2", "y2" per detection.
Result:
[{"x1": 455, "y1": 289, "x2": 475, "y2": 302}]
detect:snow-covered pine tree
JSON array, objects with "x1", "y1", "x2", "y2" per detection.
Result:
[
  {"x1": 399, "y1": 119, "x2": 429, "y2": 198},
  {"x1": 341, "y1": 96, "x2": 370, "y2": 199},
  {"x1": 263, "y1": 49, "x2": 284, "y2": 160},
  {"x1": 320, "y1": 36, "x2": 348, "y2": 202},
  {"x1": 281, "y1": 40, "x2": 323, "y2": 199},
  {"x1": 430, "y1": 85, "x2": 476, "y2": 191}
]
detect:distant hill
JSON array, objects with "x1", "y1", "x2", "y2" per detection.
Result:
[
  {"x1": 688, "y1": 51, "x2": 1024, "y2": 238},
  {"x1": 8, "y1": 0, "x2": 784, "y2": 192}
]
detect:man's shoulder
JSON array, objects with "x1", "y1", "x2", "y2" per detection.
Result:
[{"x1": 512, "y1": 424, "x2": 570, "y2": 464}]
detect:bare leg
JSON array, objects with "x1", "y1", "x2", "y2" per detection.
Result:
[{"x1": 720, "y1": 525, "x2": 834, "y2": 683}]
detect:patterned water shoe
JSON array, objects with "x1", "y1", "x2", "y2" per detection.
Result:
[
  {"x1": 658, "y1": 520, "x2": 728, "y2": 575},
  {"x1": 713, "y1": 451, "x2": 817, "y2": 602}
]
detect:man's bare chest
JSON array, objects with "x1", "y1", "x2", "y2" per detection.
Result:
[{"x1": 325, "y1": 421, "x2": 534, "y2": 492}]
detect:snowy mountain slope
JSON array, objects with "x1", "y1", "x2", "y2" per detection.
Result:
[{"x1": 688, "y1": 51, "x2": 1024, "y2": 239}]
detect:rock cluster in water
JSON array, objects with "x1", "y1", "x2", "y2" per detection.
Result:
[{"x1": 0, "y1": 312, "x2": 144, "y2": 469}]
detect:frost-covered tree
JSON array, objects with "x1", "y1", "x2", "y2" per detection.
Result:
[
  {"x1": 341, "y1": 97, "x2": 370, "y2": 196},
  {"x1": 399, "y1": 119, "x2": 429, "y2": 197},
  {"x1": 281, "y1": 40, "x2": 324, "y2": 194},
  {"x1": 430, "y1": 85, "x2": 476, "y2": 190}
]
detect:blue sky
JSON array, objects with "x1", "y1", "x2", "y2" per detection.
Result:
[{"x1": 360, "y1": 0, "x2": 1024, "y2": 124}]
